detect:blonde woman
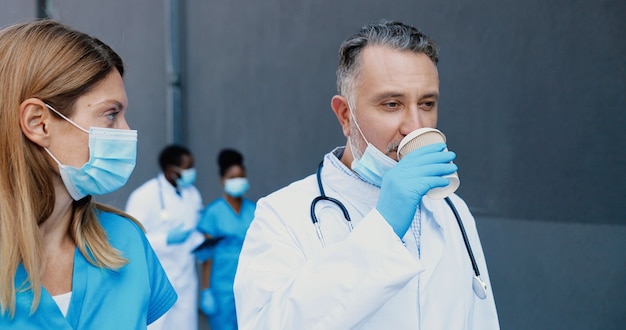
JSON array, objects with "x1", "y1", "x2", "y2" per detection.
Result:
[{"x1": 0, "y1": 20, "x2": 176, "y2": 328}]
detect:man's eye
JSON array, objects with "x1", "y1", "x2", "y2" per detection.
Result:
[
  {"x1": 106, "y1": 112, "x2": 119, "y2": 120},
  {"x1": 384, "y1": 102, "x2": 399, "y2": 109},
  {"x1": 422, "y1": 101, "x2": 436, "y2": 110}
]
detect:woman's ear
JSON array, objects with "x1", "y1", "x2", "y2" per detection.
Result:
[
  {"x1": 331, "y1": 95, "x2": 351, "y2": 138},
  {"x1": 19, "y1": 98, "x2": 51, "y2": 147}
]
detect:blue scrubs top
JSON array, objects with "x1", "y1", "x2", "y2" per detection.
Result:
[
  {"x1": 1, "y1": 211, "x2": 177, "y2": 329},
  {"x1": 197, "y1": 197, "x2": 255, "y2": 293}
]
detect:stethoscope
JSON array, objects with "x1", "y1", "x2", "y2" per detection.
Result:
[
  {"x1": 157, "y1": 176, "x2": 173, "y2": 221},
  {"x1": 310, "y1": 161, "x2": 488, "y2": 299}
]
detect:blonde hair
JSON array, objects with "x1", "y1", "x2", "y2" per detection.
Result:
[{"x1": 0, "y1": 20, "x2": 137, "y2": 317}]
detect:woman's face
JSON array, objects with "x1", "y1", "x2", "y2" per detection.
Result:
[
  {"x1": 221, "y1": 164, "x2": 246, "y2": 184},
  {"x1": 46, "y1": 69, "x2": 129, "y2": 168}
]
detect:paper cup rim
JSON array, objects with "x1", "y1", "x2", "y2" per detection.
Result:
[{"x1": 397, "y1": 127, "x2": 446, "y2": 160}]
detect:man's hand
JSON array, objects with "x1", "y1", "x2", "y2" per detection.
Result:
[{"x1": 376, "y1": 142, "x2": 457, "y2": 237}]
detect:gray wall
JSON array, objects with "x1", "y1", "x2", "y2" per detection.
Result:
[{"x1": 2, "y1": 0, "x2": 624, "y2": 329}]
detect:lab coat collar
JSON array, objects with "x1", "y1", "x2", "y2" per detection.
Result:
[
  {"x1": 323, "y1": 148, "x2": 449, "y2": 289},
  {"x1": 157, "y1": 172, "x2": 183, "y2": 196},
  {"x1": 421, "y1": 197, "x2": 446, "y2": 230},
  {"x1": 324, "y1": 147, "x2": 447, "y2": 230},
  {"x1": 324, "y1": 147, "x2": 380, "y2": 204},
  {"x1": 325, "y1": 148, "x2": 449, "y2": 290},
  {"x1": 157, "y1": 172, "x2": 173, "y2": 188},
  {"x1": 416, "y1": 197, "x2": 446, "y2": 289}
]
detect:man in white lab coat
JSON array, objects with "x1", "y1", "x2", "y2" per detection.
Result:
[
  {"x1": 234, "y1": 20, "x2": 500, "y2": 329},
  {"x1": 126, "y1": 144, "x2": 204, "y2": 330}
]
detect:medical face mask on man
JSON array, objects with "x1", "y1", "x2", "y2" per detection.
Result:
[
  {"x1": 224, "y1": 177, "x2": 250, "y2": 197},
  {"x1": 348, "y1": 105, "x2": 397, "y2": 187},
  {"x1": 176, "y1": 168, "x2": 197, "y2": 188},
  {"x1": 44, "y1": 104, "x2": 137, "y2": 201}
]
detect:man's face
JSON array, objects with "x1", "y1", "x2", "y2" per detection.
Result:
[
  {"x1": 166, "y1": 153, "x2": 194, "y2": 184},
  {"x1": 349, "y1": 45, "x2": 440, "y2": 162}
]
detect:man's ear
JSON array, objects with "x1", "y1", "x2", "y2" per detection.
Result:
[
  {"x1": 331, "y1": 95, "x2": 351, "y2": 138},
  {"x1": 19, "y1": 98, "x2": 51, "y2": 147}
]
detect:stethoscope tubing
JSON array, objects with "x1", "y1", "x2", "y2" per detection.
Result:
[
  {"x1": 444, "y1": 196, "x2": 481, "y2": 277},
  {"x1": 310, "y1": 160, "x2": 487, "y2": 299}
]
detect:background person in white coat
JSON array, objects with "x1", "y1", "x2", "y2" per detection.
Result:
[
  {"x1": 126, "y1": 144, "x2": 204, "y2": 330},
  {"x1": 233, "y1": 19, "x2": 499, "y2": 329}
]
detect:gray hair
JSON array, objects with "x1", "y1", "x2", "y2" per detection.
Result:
[{"x1": 336, "y1": 19, "x2": 439, "y2": 105}]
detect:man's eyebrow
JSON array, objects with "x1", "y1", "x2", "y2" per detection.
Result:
[
  {"x1": 421, "y1": 93, "x2": 440, "y2": 100},
  {"x1": 370, "y1": 92, "x2": 440, "y2": 103},
  {"x1": 371, "y1": 92, "x2": 405, "y2": 103}
]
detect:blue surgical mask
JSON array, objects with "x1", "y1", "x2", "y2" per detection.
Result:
[
  {"x1": 44, "y1": 104, "x2": 137, "y2": 200},
  {"x1": 224, "y1": 177, "x2": 249, "y2": 197},
  {"x1": 351, "y1": 143, "x2": 397, "y2": 187},
  {"x1": 349, "y1": 106, "x2": 397, "y2": 187},
  {"x1": 176, "y1": 168, "x2": 197, "y2": 188}
]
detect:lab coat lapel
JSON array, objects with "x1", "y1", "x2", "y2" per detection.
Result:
[
  {"x1": 417, "y1": 198, "x2": 445, "y2": 290},
  {"x1": 323, "y1": 152, "x2": 380, "y2": 225}
]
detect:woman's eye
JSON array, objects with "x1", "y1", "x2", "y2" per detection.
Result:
[{"x1": 106, "y1": 112, "x2": 118, "y2": 120}]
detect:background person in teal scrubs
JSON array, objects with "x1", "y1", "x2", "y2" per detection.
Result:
[
  {"x1": 0, "y1": 20, "x2": 176, "y2": 329},
  {"x1": 198, "y1": 149, "x2": 256, "y2": 330}
]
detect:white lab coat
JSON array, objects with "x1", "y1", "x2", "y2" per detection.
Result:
[
  {"x1": 125, "y1": 173, "x2": 204, "y2": 330},
  {"x1": 234, "y1": 148, "x2": 499, "y2": 330}
]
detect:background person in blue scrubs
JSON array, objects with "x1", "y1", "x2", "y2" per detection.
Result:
[
  {"x1": 198, "y1": 149, "x2": 256, "y2": 330},
  {"x1": 0, "y1": 20, "x2": 176, "y2": 329}
]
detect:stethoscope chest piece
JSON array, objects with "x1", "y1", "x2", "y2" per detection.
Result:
[{"x1": 472, "y1": 275, "x2": 487, "y2": 300}]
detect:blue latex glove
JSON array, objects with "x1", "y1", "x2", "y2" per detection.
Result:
[
  {"x1": 200, "y1": 288, "x2": 217, "y2": 316},
  {"x1": 376, "y1": 142, "x2": 457, "y2": 238},
  {"x1": 166, "y1": 224, "x2": 192, "y2": 245}
]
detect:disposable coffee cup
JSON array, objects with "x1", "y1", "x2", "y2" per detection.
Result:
[{"x1": 397, "y1": 128, "x2": 460, "y2": 199}]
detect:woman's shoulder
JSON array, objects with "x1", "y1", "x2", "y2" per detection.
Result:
[
  {"x1": 205, "y1": 197, "x2": 228, "y2": 210},
  {"x1": 243, "y1": 197, "x2": 257, "y2": 207},
  {"x1": 97, "y1": 210, "x2": 145, "y2": 241}
]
